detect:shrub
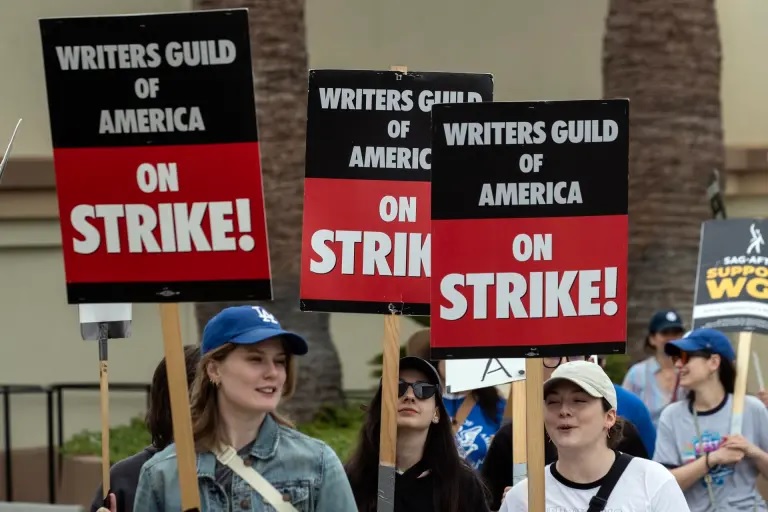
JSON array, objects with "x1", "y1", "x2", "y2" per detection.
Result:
[{"x1": 61, "y1": 404, "x2": 365, "y2": 465}]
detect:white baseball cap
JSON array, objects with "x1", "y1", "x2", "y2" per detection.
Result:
[{"x1": 543, "y1": 360, "x2": 617, "y2": 410}]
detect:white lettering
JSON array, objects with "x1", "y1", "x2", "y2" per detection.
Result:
[
  {"x1": 438, "y1": 268, "x2": 619, "y2": 320},
  {"x1": 99, "y1": 107, "x2": 205, "y2": 134},
  {"x1": 478, "y1": 182, "x2": 583, "y2": 206},
  {"x1": 68, "y1": 200, "x2": 255, "y2": 254},
  {"x1": 349, "y1": 146, "x2": 431, "y2": 170},
  {"x1": 307, "y1": 229, "x2": 430, "y2": 277}
]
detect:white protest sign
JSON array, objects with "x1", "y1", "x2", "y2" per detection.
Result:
[{"x1": 445, "y1": 358, "x2": 525, "y2": 393}]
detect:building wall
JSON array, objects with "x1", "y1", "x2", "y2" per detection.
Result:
[{"x1": 0, "y1": 0, "x2": 766, "y2": 449}]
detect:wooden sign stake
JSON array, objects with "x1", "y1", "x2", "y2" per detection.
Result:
[
  {"x1": 525, "y1": 359, "x2": 546, "y2": 511},
  {"x1": 510, "y1": 379, "x2": 528, "y2": 485},
  {"x1": 159, "y1": 303, "x2": 201, "y2": 511},
  {"x1": 730, "y1": 331, "x2": 753, "y2": 435},
  {"x1": 375, "y1": 64, "x2": 408, "y2": 512},
  {"x1": 97, "y1": 324, "x2": 110, "y2": 497}
]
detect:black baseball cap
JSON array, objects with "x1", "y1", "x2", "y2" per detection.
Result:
[{"x1": 399, "y1": 356, "x2": 442, "y2": 389}]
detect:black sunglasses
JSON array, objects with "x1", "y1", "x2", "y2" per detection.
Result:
[
  {"x1": 398, "y1": 379, "x2": 437, "y2": 400},
  {"x1": 670, "y1": 350, "x2": 712, "y2": 365}
]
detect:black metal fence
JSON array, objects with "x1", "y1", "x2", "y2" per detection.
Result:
[
  {"x1": 1, "y1": 384, "x2": 373, "y2": 504},
  {"x1": 0, "y1": 383, "x2": 150, "y2": 504}
]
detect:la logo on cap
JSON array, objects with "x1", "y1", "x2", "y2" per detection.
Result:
[
  {"x1": 666, "y1": 312, "x2": 677, "y2": 322},
  {"x1": 252, "y1": 306, "x2": 278, "y2": 325}
]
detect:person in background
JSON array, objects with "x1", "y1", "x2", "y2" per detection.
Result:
[
  {"x1": 654, "y1": 328, "x2": 768, "y2": 511},
  {"x1": 405, "y1": 328, "x2": 506, "y2": 471},
  {"x1": 90, "y1": 344, "x2": 201, "y2": 512},
  {"x1": 758, "y1": 388, "x2": 768, "y2": 408},
  {"x1": 345, "y1": 356, "x2": 491, "y2": 512},
  {"x1": 622, "y1": 309, "x2": 687, "y2": 426},
  {"x1": 596, "y1": 355, "x2": 656, "y2": 456},
  {"x1": 133, "y1": 305, "x2": 357, "y2": 511},
  {"x1": 481, "y1": 355, "x2": 651, "y2": 511},
  {"x1": 499, "y1": 361, "x2": 688, "y2": 511}
]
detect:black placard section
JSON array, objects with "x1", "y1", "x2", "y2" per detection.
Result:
[
  {"x1": 66, "y1": 279, "x2": 272, "y2": 304},
  {"x1": 431, "y1": 99, "x2": 629, "y2": 220},
  {"x1": 431, "y1": 342, "x2": 626, "y2": 360},
  {"x1": 306, "y1": 70, "x2": 493, "y2": 182},
  {"x1": 39, "y1": 9, "x2": 258, "y2": 148},
  {"x1": 300, "y1": 299, "x2": 429, "y2": 316}
]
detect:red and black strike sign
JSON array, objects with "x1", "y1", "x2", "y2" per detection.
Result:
[
  {"x1": 39, "y1": 9, "x2": 272, "y2": 304},
  {"x1": 300, "y1": 70, "x2": 493, "y2": 315},
  {"x1": 429, "y1": 99, "x2": 629, "y2": 359}
]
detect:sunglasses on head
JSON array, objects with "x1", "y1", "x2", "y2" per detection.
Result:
[
  {"x1": 670, "y1": 350, "x2": 712, "y2": 365},
  {"x1": 398, "y1": 379, "x2": 437, "y2": 400}
]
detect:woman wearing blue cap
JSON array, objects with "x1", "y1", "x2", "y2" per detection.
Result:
[
  {"x1": 133, "y1": 305, "x2": 357, "y2": 512},
  {"x1": 654, "y1": 328, "x2": 768, "y2": 511}
]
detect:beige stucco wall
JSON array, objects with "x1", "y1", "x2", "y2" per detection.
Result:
[{"x1": 0, "y1": 0, "x2": 766, "y2": 449}]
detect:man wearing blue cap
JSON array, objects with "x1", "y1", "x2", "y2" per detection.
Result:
[{"x1": 654, "y1": 328, "x2": 768, "y2": 511}]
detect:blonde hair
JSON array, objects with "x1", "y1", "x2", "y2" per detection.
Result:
[{"x1": 189, "y1": 341, "x2": 298, "y2": 452}]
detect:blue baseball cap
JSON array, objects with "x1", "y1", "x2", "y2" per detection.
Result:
[
  {"x1": 648, "y1": 309, "x2": 685, "y2": 333},
  {"x1": 664, "y1": 328, "x2": 735, "y2": 363},
  {"x1": 201, "y1": 306, "x2": 308, "y2": 356}
]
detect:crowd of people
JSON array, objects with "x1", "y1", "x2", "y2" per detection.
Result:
[{"x1": 91, "y1": 305, "x2": 768, "y2": 511}]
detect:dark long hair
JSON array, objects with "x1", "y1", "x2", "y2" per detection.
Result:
[
  {"x1": 345, "y1": 385, "x2": 489, "y2": 512},
  {"x1": 146, "y1": 344, "x2": 201, "y2": 450},
  {"x1": 686, "y1": 352, "x2": 736, "y2": 402},
  {"x1": 473, "y1": 386, "x2": 503, "y2": 425}
]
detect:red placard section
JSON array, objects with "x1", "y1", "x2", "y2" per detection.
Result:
[
  {"x1": 300, "y1": 177, "x2": 430, "y2": 314},
  {"x1": 430, "y1": 215, "x2": 628, "y2": 357},
  {"x1": 54, "y1": 143, "x2": 271, "y2": 287}
]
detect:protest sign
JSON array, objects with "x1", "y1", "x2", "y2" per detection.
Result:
[
  {"x1": 430, "y1": 99, "x2": 629, "y2": 359},
  {"x1": 444, "y1": 357, "x2": 525, "y2": 393},
  {"x1": 300, "y1": 69, "x2": 493, "y2": 314},
  {"x1": 40, "y1": 9, "x2": 271, "y2": 304},
  {"x1": 693, "y1": 218, "x2": 768, "y2": 334}
]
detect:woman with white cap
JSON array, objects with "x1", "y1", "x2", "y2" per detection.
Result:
[
  {"x1": 133, "y1": 305, "x2": 357, "y2": 511},
  {"x1": 654, "y1": 328, "x2": 768, "y2": 511},
  {"x1": 499, "y1": 360, "x2": 688, "y2": 512}
]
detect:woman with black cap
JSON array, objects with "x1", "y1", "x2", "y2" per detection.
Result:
[
  {"x1": 654, "y1": 328, "x2": 768, "y2": 511},
  {"x1": 345, "y1": 355, "x2": 491, "y2": 512},
  {"x1": 405, "y1": 328, "x2": 506, "y2": 470},
  {"x1": 622, "y1": 309, "x2": 688, "y2": 426}
]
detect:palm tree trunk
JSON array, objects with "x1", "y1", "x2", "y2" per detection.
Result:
[
  {"x1": 602, "y1": 0, "x2": 724, "y2": 361},
  {"x1": 192, "y1": 0, "x2": 343, "y2": 422}
]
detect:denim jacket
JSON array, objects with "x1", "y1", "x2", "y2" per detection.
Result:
[{"x1": 133, "y1": 414, "x2": 357, "y2": 512}]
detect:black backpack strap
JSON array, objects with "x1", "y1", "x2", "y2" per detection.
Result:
[{"x1": 586, "y1": 452, "x2": 633, "y2": 512}]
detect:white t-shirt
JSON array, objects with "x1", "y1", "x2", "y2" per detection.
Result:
[{"x1": 499, "y1": 455, "x2": 690, "y2": 512}]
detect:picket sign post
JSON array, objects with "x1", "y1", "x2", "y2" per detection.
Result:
[
  {"x1": 429, "y1": 99, "x2": 630, "y2": 512},
  {"x1": 0, "y1": 118, "x2": 22, "y2": 184},
  {"x1": 730, "y1": 332, "x2": 753, "y2": 434},
  {"x1": 299, "y1": 66, "x2": 493, "y2": 511},
  {"x1": 159, "y1": 304, "x2": 201, "y2": 510},
  {"x1": 509, "y1": 380, "x2": 528, "y2": 485},
  {"x1": 524, "y1": 361, "x2": 546, "y2": 510},
  {"x1": 39, "y1": 9, "x2": 275, "y2": 511},
  {"x1": 78, "y1": 303, "x2": 132, "y2": 500},
  {"x1": 691, "y1": 218, "x2": 768, "y2": 435},
  {"x1": 753, "y1": 351, "x2": 766, "y2": 391},
  {"x1": 373, "y1": 64, "x2": 410, "y2": 512}
]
